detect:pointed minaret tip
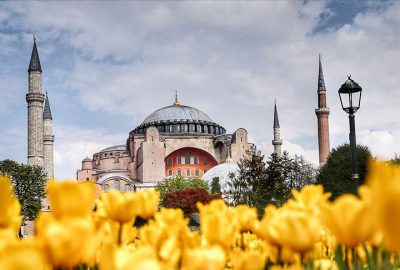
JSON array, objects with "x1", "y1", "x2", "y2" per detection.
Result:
[
  {"x1": 273, "y1": 100, "x2": 280, "y2": 129},
  {"x1": 318, "y1": 53, "x2": 326, "y2": 92},
  {"x1": 173, "y1": 90, "x2": 180, "y2": 106},
  {"x1": 28, "y1": 35, "x2": 42, "y2": 73},
  {"x1": 43, "y1": 92, "x2": 53, "y2": 120}
]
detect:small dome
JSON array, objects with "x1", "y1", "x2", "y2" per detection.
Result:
[
  {"x1": 202, "y1": 162, "x2": 239, "y2": 192},
  {"x1": 82, "y1": 157, "x2": 92, "y2": 162},
  {"x1": 100, "y1": 144, "x2": 127, "y2": 152}
]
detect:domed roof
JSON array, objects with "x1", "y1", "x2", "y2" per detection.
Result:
[
  {"x1": 130, "y1": 96, "x2": 226, "y2": 136},
  {"x1": 142, "y1": 104, "x2": 213, "y2": 125},
  {"x1": 82, "y1": 157, "x2": 92, "y2": 162},
  {"x1": 202, "y1": 162, "x2": 239, "y2": 192},
  {"x1": 100, "y1": 144, "x2": 127, "y2": 152}
]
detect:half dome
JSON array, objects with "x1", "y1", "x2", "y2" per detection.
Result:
[{"x1": 202, "y1": 162, "x2": 239, "y2": 192}]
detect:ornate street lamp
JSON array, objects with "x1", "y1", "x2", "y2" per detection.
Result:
[{"x1": 338, "y1": 75, "x2": 362, "y2": 194}]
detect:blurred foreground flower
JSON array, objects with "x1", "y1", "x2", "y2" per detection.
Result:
[{"x1": 368, "y1": 160, "x2": 400, "y2": 251}]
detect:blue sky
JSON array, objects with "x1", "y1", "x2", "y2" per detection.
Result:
[{"x1": 1, "y1": 1, "x2": 399, "y2": 179}]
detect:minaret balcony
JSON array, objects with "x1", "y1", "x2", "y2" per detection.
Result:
[{"x1": 315, "y1": 108, "x2": 330, "y2": 115}]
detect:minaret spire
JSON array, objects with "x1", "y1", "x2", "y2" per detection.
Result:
[
  {"x1": 315, "y1": 54, "x2": 331, "y2": 164},
  {"x1": 272, "y1": 100, "x2": 282, "y2": 157},
  {"x1": 43, "y1": 92, "x2": 53, "y2": 120},
  {"x1": 28, "y1": 34, "x2": 42, "y2": 73}
]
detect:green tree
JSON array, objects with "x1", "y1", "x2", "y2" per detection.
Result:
[
  {"x1": 316, "y1": 144, "x2": 372, "y2": 200},
  {"x1": 155, "y1": 176, "x2": 209, "y2": 204},
  {"x1": 227, "y1": 145, "x2": 269, "y2": 214},
  {"x1": 210, "y1": 177, "x2": 221, "y2": 195},
  {"x1": 390, "y1": 154, "x2": 400, "y2": 165},
  {"x1": 282, "y1": 152, "x2": 317, "y2": 193},
  {"x1": 228, "y1": 147, "x2": 317, "y2": 214},
  {"x1": 265, "y1": 152, "x2": 286, "y2": 206},
  {"x1": 0, "y1": 159, "x2": 47, "y2": 223}
]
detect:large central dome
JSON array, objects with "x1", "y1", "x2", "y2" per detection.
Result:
[
  {"x1": 130, "y1": 97, "x2": 226, "y2": 136},
  {"x1": 142, "y1": 105, "x2": 213, "y2": 125}
]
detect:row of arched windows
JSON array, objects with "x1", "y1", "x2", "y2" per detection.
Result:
[
  {"x1": 102, "y1": 179, "x2": 133, "y2": 192},
  {"x1": 168, "y1": 169, "x2": 202, "y2": 177}
]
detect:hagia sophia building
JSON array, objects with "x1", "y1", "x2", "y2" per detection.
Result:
[{"x1": 25, "y1": 38, "x2": 331, "y2": 193}]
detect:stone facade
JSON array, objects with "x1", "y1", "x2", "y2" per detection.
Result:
[
  {"x1": 43, "y1": 118, "x2": 54, "y2": 179},
  {"x1": 77, "y1": 98, "x2": 252, "y2": 191},
  {"x1": 26, "y1": 71, "x2": 45, "y2": 167},
  {"x1": 315, "y1": 55, "x2": 330, "y2": 164}
]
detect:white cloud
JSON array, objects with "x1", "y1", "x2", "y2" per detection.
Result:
[
  {"x1": 53, "y1": 124, "x2": 126, "y2": 179},
  {"x1": 1, "y1": 1, "x2": 400, "y2": 179},
  {"x1": 358, "y1": 129, "x2": 400, "y2": 159}
]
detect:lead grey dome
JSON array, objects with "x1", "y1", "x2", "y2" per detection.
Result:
[
  {"x1": 100, "y1": 145, "x2": 127, "y2": 152},
  {"x1": 130, "y1": 103, "x2": 226, "y2": 136},
  {"x1": 142, "y1": 105, "x2": 213, "y2": 125}
]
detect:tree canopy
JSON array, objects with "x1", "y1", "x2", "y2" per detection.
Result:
[
  {"x1": 316, "y1": 143, "x2": 372, "y2": 199},
  {"x1": 210, "y1": 177, "x2": 222, "y2": 195},
  {"x1": 227, "y1": 145, "x2": 316, "y2": 215},
  {"x1": 155, "y1": 176, "x2": 209, "y2": 204},
  {"x1": 0, "y1": 159, "x2": 47, "y2": 222}
]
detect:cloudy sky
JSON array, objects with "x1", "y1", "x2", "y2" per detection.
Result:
[{"x1": 0, "y1": 1, "x2": 399, "y2": 179}]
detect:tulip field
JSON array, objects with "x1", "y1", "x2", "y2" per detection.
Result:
[{"x1": 0, "y1": 160, "x2": 399, "y2": 270}]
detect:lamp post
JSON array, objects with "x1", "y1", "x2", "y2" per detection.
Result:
[{"x1": 338, "y1": 75, "x2": 362, "y2": 194}]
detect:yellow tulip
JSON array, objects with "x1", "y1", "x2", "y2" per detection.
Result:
[
  {"x1": 0, "y1": 176, "x2": 22, "y2": 233},
  {"x1": 116, "y1": 246, "x2": 163, "y2": 270},
  {"x1": 36, "y1": 215, "x2": 97, "y2": 268},
  {"x1": 314, "y1": 259, "x2": 338, "y2": 270},
  {"x1": 289, "y1": 185, "x2": 331, "y2": 216},
  {"x1": 321, "y1": 194, "x2": 373, "y2": 247},
  {"x1": 0, "y1": 240, "x2": 49, "y2": 270},
  {"x1": 181, "y1": 246, "x2": 226, "y2": 270},
  {"x1": 102, "y1": 190, "x2": 139, "y2": 223},
  {"x1": 197, "y1": 200, "x2": 238, "y2": 250},
  {"x1": 135, "y1": 189, "x2": 160, "y2": 219},
  {"x1": 367, "y1": 160, "x2": 400, "y2": 251},
  {"x1": 230, "y1": 249, "x2": 267, "y2": 270},
  {"x1": 235, "y1": 205, "x2": 258, "y2": 233},
  {"x1": 277, "y1": 210, "x2": 320, "y2": 253},
  {"x1": 47, "y1": 180, "x2": 95, "y2": 219}
]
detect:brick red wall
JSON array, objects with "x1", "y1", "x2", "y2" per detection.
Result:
[{"x1": 165, "y1": 147, "x2": 217, "y2": 178}]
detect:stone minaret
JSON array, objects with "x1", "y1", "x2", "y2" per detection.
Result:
[
  {"x1": 43, "y1": 92, "x2": 54, "y2": 179},
  {"x1": 315, "y1": 54, "x2": 330, "y2": 164},
  {"x1": 26, "y1": 36, "x2": 45, "y2": 167},
  {"x1": 272, "y1": 100, "x2": 282, "y2": 157}
]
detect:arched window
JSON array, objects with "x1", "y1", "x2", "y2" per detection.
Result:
[
  {"x1": 168, "y1": 169, "x2": 173, "y2": 176},
  {"x1": 114, "y1": 180, "x2": 120, "y2": 190},
  {"x1": 124, "y1": 185, "x2": 132, "y2": 192},
  {"x1": 185, "y1": 150, "x2": 190, "y2": 164},
  {"x1": 195, "y1": 169, "x2": 200, "y2": 177},
  {"x1": 186, "y1": 169, "x2": 191, "y2": 177},
  {"x1": 177, "y1": 169, "x2": 182, "y2": 176},
  {"x1": 103, "y1": 184, "x2": 110, "y2": 192},
  {"x1": 167, "y1": 157, "x2": 173, "y2": 166}
]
